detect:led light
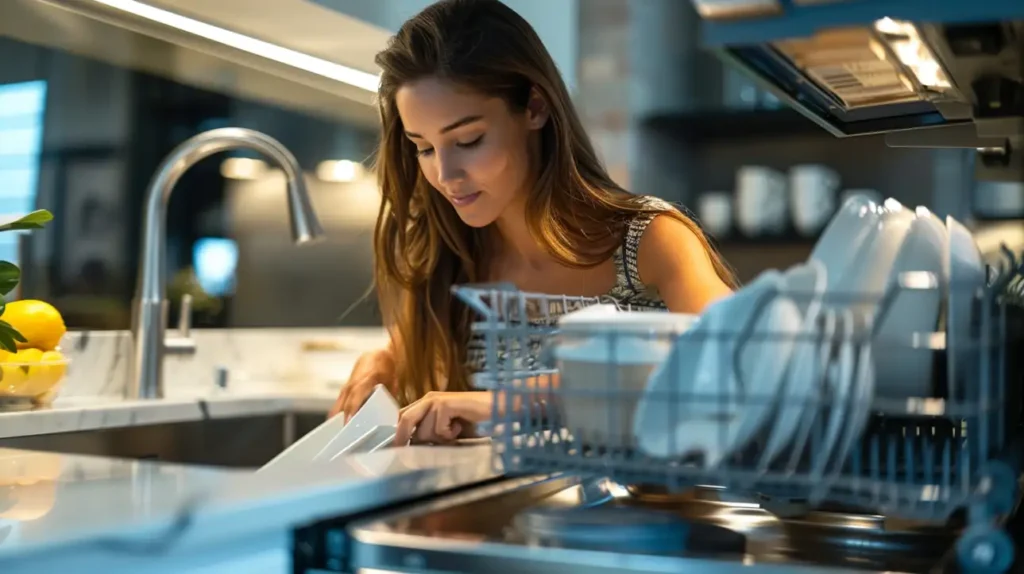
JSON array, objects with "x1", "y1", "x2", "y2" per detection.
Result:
[
  {"x1": 220, "y1": 157, "x2": 268, "y2": 180},
  {"x1": 316, "y1": 159, "x2": 364, "y2": 183},
  {"x1": 874, "y1": 17, "x2": 952, "y2": 91},
  {"x1": 90, "y1": 0, "x2": 380, "y2": 92}
]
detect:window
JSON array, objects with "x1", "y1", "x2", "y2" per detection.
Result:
[{"x1": 0, "y1": 80, "x2": 48, "y2": 269}]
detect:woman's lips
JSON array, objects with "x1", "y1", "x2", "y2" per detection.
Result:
[{"x1": 449, "y1": 192, "x2": 482, "y2": 207}]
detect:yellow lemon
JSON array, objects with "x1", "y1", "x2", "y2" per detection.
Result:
[
  {"x1": 0, "y1": 348, "x2": 62, "y2": 398},
  {"x1": 0, "y1": 349, "x2": 28, "y2": 395},
  {"x1": 40, "y1": 350, "x2": 67, "y2": 389},
  {"x1": 2, "y1": 300, "x2": 66, "y2": 351},
  {"x1": 40, "y1": 350, "x2": 64, "y2": 363},
  {"x1": 14, "y1": 348, "x2": 43, "y2": 363},
  {"x1": 12, "y1": 348, "x2": 44, "y2": 396},
  {"x1": 0, "y1": 363, "x2": 25, "y2": 394}
]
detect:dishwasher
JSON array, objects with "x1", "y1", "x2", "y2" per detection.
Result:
[{"x1": 291, "y1": 2, "x2": 1024, "y2": 573}]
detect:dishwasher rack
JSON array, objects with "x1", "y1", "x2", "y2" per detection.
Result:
[{"x1": 452, "y1": 244, "x2": 1024, "y2": 574}]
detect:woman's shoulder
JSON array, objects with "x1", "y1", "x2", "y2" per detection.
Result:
[
  {"x1": 622, "y1": 195, "x2": 697, "y2": 232},
  {"x1": 633, "y1": 194, "x2": 674, "y2": 210}
]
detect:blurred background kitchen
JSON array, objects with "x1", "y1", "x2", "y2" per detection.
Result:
[{"x1": 1, "y1": 0, "x2": 1022, "y2": 331}]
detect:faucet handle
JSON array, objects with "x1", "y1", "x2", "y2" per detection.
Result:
[
  {"x1": 166, "y1": 294, "x2": 196, "y2": 355},
  {"x1": 177, "y1": 294, "x2": 193, "y2": 337}
]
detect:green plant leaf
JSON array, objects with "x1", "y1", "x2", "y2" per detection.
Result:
[
  {"x1": 0, "y1": 262, "x2": 20, "y2": 296},
  {"x1": 0, "y1": 325, "x2": 17, "y2": 353},
  {"x1": 0, "y1": 319, "x2": 26, "y2": 344},
  {"x1": 0, "y1": 210, "x2": 53, "y2": 232}
]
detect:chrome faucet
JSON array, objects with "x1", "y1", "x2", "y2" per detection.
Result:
[{"x1": 129, "y1": 128, "x2": 325, "y2": 399}]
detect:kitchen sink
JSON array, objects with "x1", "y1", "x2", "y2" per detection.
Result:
[{"x1": 0, "y1": 412, "x2": 326, "y2": 468}]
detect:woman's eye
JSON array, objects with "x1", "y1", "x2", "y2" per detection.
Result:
[
  {"x1": 416, "y1": 147, "x2": 434, "y2": 157},
  {"x1": 457, "y1": 135, "x2": 484, "y2": 149}
]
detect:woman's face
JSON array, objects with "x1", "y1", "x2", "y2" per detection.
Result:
[{"x1": 396, "y1": 77, "x2": 547, "y2": 228}]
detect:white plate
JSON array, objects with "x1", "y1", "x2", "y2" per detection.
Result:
[
  {"x1": 945, "y1": 216, "x2": 985, "y2": 402},
  {"x1": 810, "y1": 194, "x2": 884, "y2": 301},
  {"x1": 760, "y1": 261, "x2": 827, "y2": 463},
  {"x1": 811, "y1": 196, "x2": 914, "y2": 313},
  {"x1": 635, "y1": 271, "x2": 803, "y2": 465},
  {"x1": 260, "y1": 385, "x2": 400, "y2": 472},
  {"x1": 820, "y1": 312, "x2": 875, "y2": 495},
  {"x1": 872, "y1": 206, "x2": 947, "y2": 398},
  {"x1": 810, "y1": 308, "x2": 856, "y2": 479},
  {"x1": 316, "y1": 385, "x2": 400, "y2": 456}
]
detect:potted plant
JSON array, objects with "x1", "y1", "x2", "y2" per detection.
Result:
[{"x1": 0, "y1": 210, "x2": 54, "y2": 352}]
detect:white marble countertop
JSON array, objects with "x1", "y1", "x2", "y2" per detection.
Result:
[
  {"x1": 0, "y1": 442, "x2": 498, "y2": 572},
  {"x1": 0, "y1": 392, "x2": 336, "y2": 439}
]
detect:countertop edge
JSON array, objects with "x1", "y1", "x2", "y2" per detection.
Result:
[
  {"x1": 0, "y1": 394, "x2": 336, "y2": 439},
  {"x1": 0, "y1": 444, "x2": 500, "y2": 568}
]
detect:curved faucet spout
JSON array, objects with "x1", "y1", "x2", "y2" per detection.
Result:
[{"x1": 130, "y1": 128, "x2": 325, "y2": 399}]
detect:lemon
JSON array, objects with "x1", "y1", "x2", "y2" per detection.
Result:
[
  {"x1": 13, "y1": 348, "x2": 43, "y2": 363},
  {"x1": 3, "y1": 300, "x2": 66, "y2": 351},
  {"x1": 40, "y1": 350, "x2": 67, "y2": 387},
  {"x1": 0, "y1": 348, "x2": 64, "y2": 398}
]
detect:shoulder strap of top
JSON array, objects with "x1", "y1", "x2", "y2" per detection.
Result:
[{"x1": 619, "y1": 196, "x2": 676, "y2": 290}]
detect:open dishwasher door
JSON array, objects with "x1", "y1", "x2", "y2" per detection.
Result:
[{"x1": 690, "y1": 0, "x2": 1024, "y2": 182}]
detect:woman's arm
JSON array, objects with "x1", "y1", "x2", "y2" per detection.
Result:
[{"x1": 637, "y1": 215, "x2": 734, "y2": 313}]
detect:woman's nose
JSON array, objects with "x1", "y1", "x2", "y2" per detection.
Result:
[{"x1": 435, "y1": 150, "x2": 465, "y2": 185}]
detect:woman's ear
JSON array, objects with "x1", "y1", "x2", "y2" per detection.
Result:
[{"x1": 525, "y1": 87, "x2": 550, "y2": 131}]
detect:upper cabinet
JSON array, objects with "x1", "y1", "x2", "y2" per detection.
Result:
[{"x1": 2, "y1": 0, "x2": 385, "y2": 126}]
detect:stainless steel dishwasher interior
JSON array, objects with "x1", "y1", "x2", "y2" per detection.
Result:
[
  {"x1": 348, "y1": 474, "x2": 963, "y2": 574},
  {"x1": 0, "y1": 412, "x2": 326, "y2": 468}
]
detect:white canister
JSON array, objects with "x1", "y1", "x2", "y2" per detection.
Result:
[
  {"x1": 789, "y1": 164, "x2": 840, "y2": 237},
  {"x1": 736, "y1": 166, "x2": 787, "y2": 237},
  {"x1": 698, "y1": 192, "x2": 733, "y2": 238}
]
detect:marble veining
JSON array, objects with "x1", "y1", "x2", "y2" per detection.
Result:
[
  {"x1": 60, "y1": 331, "x2": 133, "y2": 399},
  {"x1": 57, "y1": 327, "x2": 387, "y2": 399},
  {"x1": 0, "y1": 443, "x2": 497, "y2": 571}
]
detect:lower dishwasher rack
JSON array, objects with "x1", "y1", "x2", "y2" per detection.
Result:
[{"x1": 307, "y1": 473, "x2": 1013, "y2": 574}]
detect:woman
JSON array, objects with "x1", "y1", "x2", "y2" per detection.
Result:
[{"x1": 330, "y1": 0, "x2": 736, "y2": 444}]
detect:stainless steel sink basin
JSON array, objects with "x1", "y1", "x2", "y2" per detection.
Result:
[{"x1": 0, "y1": 412, "x2": 326, "y2": 468}]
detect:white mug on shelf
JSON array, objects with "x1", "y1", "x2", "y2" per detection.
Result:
[
  {"x1": 736, "y1": 166, "x2": 787, "y2": 237},
  {"x1": 789, "y1": 164, "x2": 840, "y2": 237},
  {"x1": 698, "y1": 192, "x2": 733, "y2": 238}
]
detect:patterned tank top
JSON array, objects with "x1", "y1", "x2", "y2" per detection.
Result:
[{"x1": 464, "y1": 196, "x2": 685, "y2": 375}]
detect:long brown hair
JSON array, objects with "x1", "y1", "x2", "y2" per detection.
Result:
[{"x1": 373, "y1": 0, "x2": 737, "y2": 405}]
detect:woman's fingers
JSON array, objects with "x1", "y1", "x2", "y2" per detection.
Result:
[
  {"x1": 395, "y1": 395, "x2": 465, "y2": 445},
  {"x1": 337, "y1": 379, "x2": 373, "y2": 423},
  {"x1": 414, "y1": 408, "x2": 442, "y2": 443},
  {"x1": 432, "y1": 400, "x2": 461, "y2": 442},
  {"x1": 329, "y1": 385, "x2": 348, "y2": 419},
  {"x1": 395, "y1": 398, "x2": 432, "y2": 445}
]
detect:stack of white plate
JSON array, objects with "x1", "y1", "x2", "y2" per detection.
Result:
[
  {"x1": 259, "y1": 385, "x2": 398, "y2": 473},
  {"x1": 622, "y1": 194, "x2": 986, "y2": 470}
]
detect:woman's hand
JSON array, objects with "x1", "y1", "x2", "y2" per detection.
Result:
[
  {"x1": 329, "y1": 348, "x2": 397, "y2": 422},
  {"x1": 394, "y1": 391, "x2": 493, "y2": 445}
]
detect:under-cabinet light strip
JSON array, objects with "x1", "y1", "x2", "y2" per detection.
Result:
[{"x1": 90, "y1": 0, "x2": 381, "y2": 92}]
